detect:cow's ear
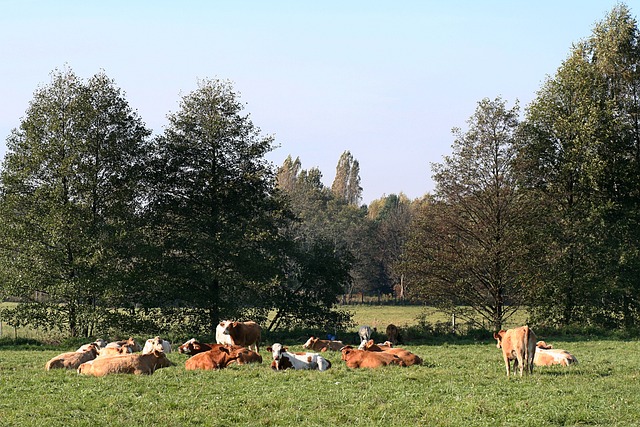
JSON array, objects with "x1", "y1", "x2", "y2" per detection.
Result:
[
  {"x1": 266, "y1": 347, "x2": 273, "y2": 352},
  {"x1": 283, "y1": 346, "x2": 289, "y2": 351},
  {"x1": 493, "y1": 332, "x2": 500, "y2": 340}
]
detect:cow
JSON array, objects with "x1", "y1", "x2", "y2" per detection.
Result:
[
  {"x1": 358, "y1": 326, "x2": 372, "y2": 344},
  {"x1": 302, "y1": 336, "x2": 345, "y2": 352},
  {"x1": 493, "y1": 325, "x2": 537, "y2": 377},
  {"x1": 97, "y1": 338, "x2": 139, "y2": 357},
  {"x1": 184, "y1": 346, "x2": 241, "y2": 370},
  {"x1": 340, "y1": 346, "x2": 406, "y2": 369},
  {"x1": 385, "y1": 324, "x2": 400, "y2": 345},
  {"x1": 267, "y1": 343, "x2": 331, "y2": 371},
  {"x1": 77, "y1": 350, "x2": 173, "y2": 376},
  {"x1": 231, "y1": 346, "x2": 263, "y2": 365},
  {"x1": 216, "y1": 320, "x2": 234, "y2": 345},
  {"x1": 76, "y1": 339, "x2": 106, "y2": 352},
  {"x1": 534, "y1": 341, "x2": 578, "y2": 367},
  {"x1": 360, "y1": 339, "x2": 422, "y2": 366},
  {"x1": 221, "y1": 321, "x2": 262, "y2": 352},
  {"x1": 178, "y1": 338, "x2": 216, "y2": 355},
  {"x1": 104, "y1": 337, "x2": 141, "y2": 352},
  {"x1": 45, "y1": 344, "x2": 99, "y2": 370},
  {"x1": 142, "y1": 336, "x2": 172, "y2": 354}
]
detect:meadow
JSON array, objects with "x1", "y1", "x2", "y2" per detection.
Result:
[{"x1": 1, "y1": 306, "x2": 639, "y2": 426}]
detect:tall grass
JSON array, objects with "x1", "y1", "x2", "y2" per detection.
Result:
[{"x1": 1, "y1": 337, "x2": 639, "y2": 426}]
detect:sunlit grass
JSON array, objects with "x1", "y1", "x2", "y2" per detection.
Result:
[{"x1": 1, "y1": 338, "x2": 639, "y2": 426}]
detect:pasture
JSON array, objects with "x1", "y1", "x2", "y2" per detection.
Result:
[{"x1": 1, "y1": 336, "x2": 639, "y2": 426}]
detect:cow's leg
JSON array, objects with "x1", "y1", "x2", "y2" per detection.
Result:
[{"x1": 503, "y1": 356, "x2": 511, "y2": 377}]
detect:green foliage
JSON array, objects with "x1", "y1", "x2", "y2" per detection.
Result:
[
  {"x1": 142, "y1": 78, "x2": 292, "y2": 334},
  {"x1": 403, "y1": 98, "x2": 535, "y2": 331},
  {"x1": 0, "y1": 67, "x2": 151, "y2": 337},
  {"x1": 519, "y1": 4, "x2": 640, "y2": 328}
]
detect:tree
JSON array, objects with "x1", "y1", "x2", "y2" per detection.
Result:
[
  {"x1": 0, "y1": 68, "x2": 151, "y2": 337},
  {"x1": 144, "y1": 79, "x2": 291, "y2": 334},
  {"x1": 331, "y1": 150, "x2": 362, "y2": 205},
  {"x1": 403, "y1": 98, "x2": 534, "y2": 331}
]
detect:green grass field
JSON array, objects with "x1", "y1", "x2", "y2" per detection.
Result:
[{"x1": 1, "y1": 303, "x2": 639, "y2": 427}]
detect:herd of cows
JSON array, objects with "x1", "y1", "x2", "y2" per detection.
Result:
[{"x1": 42, "y1": 321, "x2": 579, "y2": 377}]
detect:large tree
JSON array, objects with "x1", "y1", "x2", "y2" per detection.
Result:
[
  {"x1": 331, "y1": 150, "x2": 362, "y2": 206},
  {"x1": 144, "y1": 79, "x2": 290, "y2": 334},
  {"x1": 0, "y1": 68, "x2": 151, "y2": 337},
  {"x1": 403, "y1": 98, "x2": 535, "y2": 331},
  {"x1": 519, "y1": 4, "x2": 640, "y2": 327}
]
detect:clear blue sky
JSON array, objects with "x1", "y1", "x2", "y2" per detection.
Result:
[{"x1": 0, "y1": 1, "x2": 629, "y2": 204}]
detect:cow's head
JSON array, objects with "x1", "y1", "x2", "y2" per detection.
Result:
[
  {"x1": 536, "y1": 340, "x2": 553, "y2": 350},
  {"x1": 341, "y1": 346, "x2": 355, "y2": 361},
  {"x1": 493, "y1": 330, "x2": 506, "y2": 348},
  {"x1": 222, "y1": 322, "x2": 238, "y2": 335},
  {"x1": 126, "y1": 337, "x2": 142, "y2": 352},
  {"x1": 178, "y1": 338, "x2": 198, "y2": 354},
  {"x1": 302, "y1": 336, "x2": 317, "y2": 349}
]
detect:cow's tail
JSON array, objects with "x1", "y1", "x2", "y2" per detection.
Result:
[{"x1": 524, "y1": 325, "x2": 532, "y2": 374}]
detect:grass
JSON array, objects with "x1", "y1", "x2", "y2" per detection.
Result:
[{"x1": 1, "y1": 337, "x2": 640, "y2": 426}]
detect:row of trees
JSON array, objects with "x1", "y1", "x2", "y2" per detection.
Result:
[
  {"x1": 402, "y1": 4, "x2": 640, "y2": 331},
  {"x1": 1, "y1": 4, "x2": 638, "y2": 337},
  {"x1": 0, "y1": 72, "x2": 358, "y2": 337}
]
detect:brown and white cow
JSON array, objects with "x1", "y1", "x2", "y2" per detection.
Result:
[
  {"x1": 46, "y1": 344, "x2": 99, "y2": 370},
  {"x1": 142, "y1": 336, "x2": 172, "y2": 354},
  {"x1": 361, "y1": 339, "x2": 422, "y2": 366},
  {"x1": 340, "y1": 346, "x2": 406, "y2": 369},
  {"x1": 493, "y1": 325, "x2": 537, "y2": 377},
  {"x1": 178, "y1": 338, "x2": 216, "y2": 355},
  {"x1": 267, "y1": 343, "x2": 331, "y2": 371},
  {"x1": 385, "y1": 324, "x2": 400, "y2": 345},
  {"x1": 221, "y1": 321, "x2": 261, "y2": 352},
  {"x1": 302, "y1": 336, "x2": 344, "y2": 352},
  {"x1": 77, "y1": 350, "x2": 173, "y2": 376},
  {"x1": 534, "y1": 341, "x2": 578, "y2": 367}
]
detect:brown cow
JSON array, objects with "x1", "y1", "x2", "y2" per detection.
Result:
[
  {"x1": 493, "y1": 325, "x2": 537, "y2": 377},
  {"x1": 385, "y1": 324, "x2": 400, "y2": 345},
  {"x1": 361, "y1": 340, "x2": 422, "y2": 366},
  {"x1": 77, "y1": 350, "x2": 173, "y2": 376},
  {"x1": 340, "y1": 346, "x2": 406, "y2": 369},
  {"x1": 221, "y1": 321, "x2": 262, "y2": 352},
  {"x1": 302, "y1": 336, "x2": 345, "y2": 352},
  {"x1": 45, "y1": 344, "x2": 99, "y2": 370},
  {"x1": 185, "y1": 346, "x2": 242, "y2": 370}
]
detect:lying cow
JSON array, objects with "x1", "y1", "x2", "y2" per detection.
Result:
[
  {"x1": 267, "y1": 343, "x2": 331, "y2": 371},
  {"x1": 341, "y1": 346, "x2": 406, "y2": 369},
  {"x1": 178, "y1": 338, "x2": 216, "y2": 355},
  {"x1": 360, "y1": 339, "x2": 422, "y2": 366},
  {"x1": 104, "y1": 337, "x2": 141, "y2": 352},
  {"x1": 77, "y1": 350, "x2": 173, "y2": 376},
  {"x1": 221, "y1": 321, "x2": 262, "y2": 352},
  {"x1": 534, "y1": 341, "x2": 578, "y2": 367},
  {"x1": 76, "y1": 339, "x2": 106, "y2": 352},
  {"x1": 302, "y1": 336, "x2": 344, "y2": 352},
  {"x1": 46, "y1": 344, "x2": 99, "y2": 370},
  {"x1": 493, "y1": 325, "x2": 537, "y2": 377},
  {"x1": 142, "y1": 336, "x2": 172, "y2": 354},
  {"x1": 185, "y1": 345, "x2": 240, "y2": 370}
]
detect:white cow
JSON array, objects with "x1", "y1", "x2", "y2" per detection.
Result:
[
  {"x1": 142, "y1": 336, "x2": 172, "y2": 354},
  {"x1": 216, "y1": 320, "x2": 234, "y2": 345},
  {"x1": 267, "y1": 343, "x2": 331, "y2": 371}
]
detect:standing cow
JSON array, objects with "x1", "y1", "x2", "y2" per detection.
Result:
[
  {"x1": 221, "y1": 321, "x2": 262, "y2": 353},
  {"x1": 358, "y1": 326, "x2": 372, "y2": 344},
  {"x1": 493, "y1": 325, "x2": 537, "y2": 377}
]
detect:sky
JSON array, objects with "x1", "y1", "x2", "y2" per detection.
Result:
[{"x1": 0, "y1": 1, "x2": 632, "y2": 204}]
